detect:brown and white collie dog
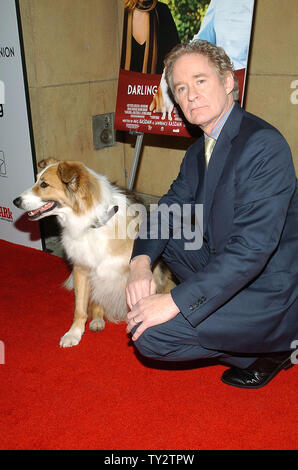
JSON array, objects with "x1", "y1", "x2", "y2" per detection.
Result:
[
  {"x1": 149, "y1": 70, "x2": 174, "y2": 121},
  {"x1": 13, "y1": 158, "x2": 175, "y2": 347}
]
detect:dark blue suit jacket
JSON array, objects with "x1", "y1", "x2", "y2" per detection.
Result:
[{"x1": 132, "y1": 103, "x2": 298, "y2": 353}]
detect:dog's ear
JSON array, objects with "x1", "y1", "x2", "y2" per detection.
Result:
[
  {"x1": 38, "y1": 158, "x2": 59, "y2": 169},
  {"x1": 57, "y1": 162, "x2": 79, "y2": 192}
]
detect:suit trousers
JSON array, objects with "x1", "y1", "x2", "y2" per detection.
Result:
[{"x1": 133, "y1": 237, "x2": 258, "y2": 368}]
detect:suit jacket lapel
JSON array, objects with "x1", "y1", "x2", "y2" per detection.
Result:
[{"x1": 195, "y1": 138, "x2": 206, "y2": 204}]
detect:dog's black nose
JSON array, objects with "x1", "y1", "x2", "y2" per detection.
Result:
[{"x1": 13, "y1": 197, "x2": 22, "y2": 208}]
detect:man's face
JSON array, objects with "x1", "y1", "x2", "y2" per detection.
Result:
[{"x1": 172, "y1": 53, "x2": 234, "y2": 134}]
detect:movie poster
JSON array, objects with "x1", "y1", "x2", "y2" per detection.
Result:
[
  {"x1": 115, "y1": 0, "x2": 255, "y2": 137},
  {"x1": 0, "y1": 0, "x2": 42, "y2": 249}
]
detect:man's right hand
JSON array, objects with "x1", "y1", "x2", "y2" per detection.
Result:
[{"x1": 125, "y1": 255, "x2": 156, "y2": 309}]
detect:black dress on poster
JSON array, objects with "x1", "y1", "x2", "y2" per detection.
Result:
[{"x1": 121, "y1": 1, "x2": 180, "y2": 75}]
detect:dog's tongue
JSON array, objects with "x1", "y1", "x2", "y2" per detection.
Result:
[
  {"x1": 40, "y1": 202, "x2": 55, "y2": 212},
  {"x1": 29, "y1": 208, "x2": 42, "y2": 217},
  {"x1": 28, "y1": 202, "x2": 55, "y2": 218}
]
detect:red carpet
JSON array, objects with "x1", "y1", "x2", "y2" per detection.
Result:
[{"x1": 0, "y1": 239, "x2": 297, "y2": 450}]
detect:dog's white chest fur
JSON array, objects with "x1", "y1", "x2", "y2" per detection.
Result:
[
  {"x1": 63, "y1": 227, "x2": 108, "y2": 269},
  {"x1": 62, "y1": 223, "x2": 130, "y2": 320}
]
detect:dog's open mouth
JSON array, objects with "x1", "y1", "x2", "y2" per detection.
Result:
[{"x1": 28, "y1": 201, "x2": 58, "y2": 220}]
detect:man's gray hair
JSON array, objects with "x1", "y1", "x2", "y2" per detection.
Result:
[{"x1": 164, "y1": 40, "x2": 239, "y2": 101}]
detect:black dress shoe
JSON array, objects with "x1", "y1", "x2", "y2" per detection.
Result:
[{"x1": 221, "y1": 351, "x2": 294, "y2": 389}]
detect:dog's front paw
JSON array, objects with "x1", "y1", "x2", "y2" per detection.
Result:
[
  {"x1": 89, "y1": 317, "x2": 105, "y2": 332},
  {"x1": 60, "y1": 328, "x2": 82, "y2": 347}
]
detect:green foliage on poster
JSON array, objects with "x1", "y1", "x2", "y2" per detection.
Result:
[{"x1": 162, "y1": 0, "x2": 210, "y2": 43}]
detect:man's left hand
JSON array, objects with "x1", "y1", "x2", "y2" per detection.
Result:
[{"x1": 126, "y1": 293, "x2": 180, "y2": 341}]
